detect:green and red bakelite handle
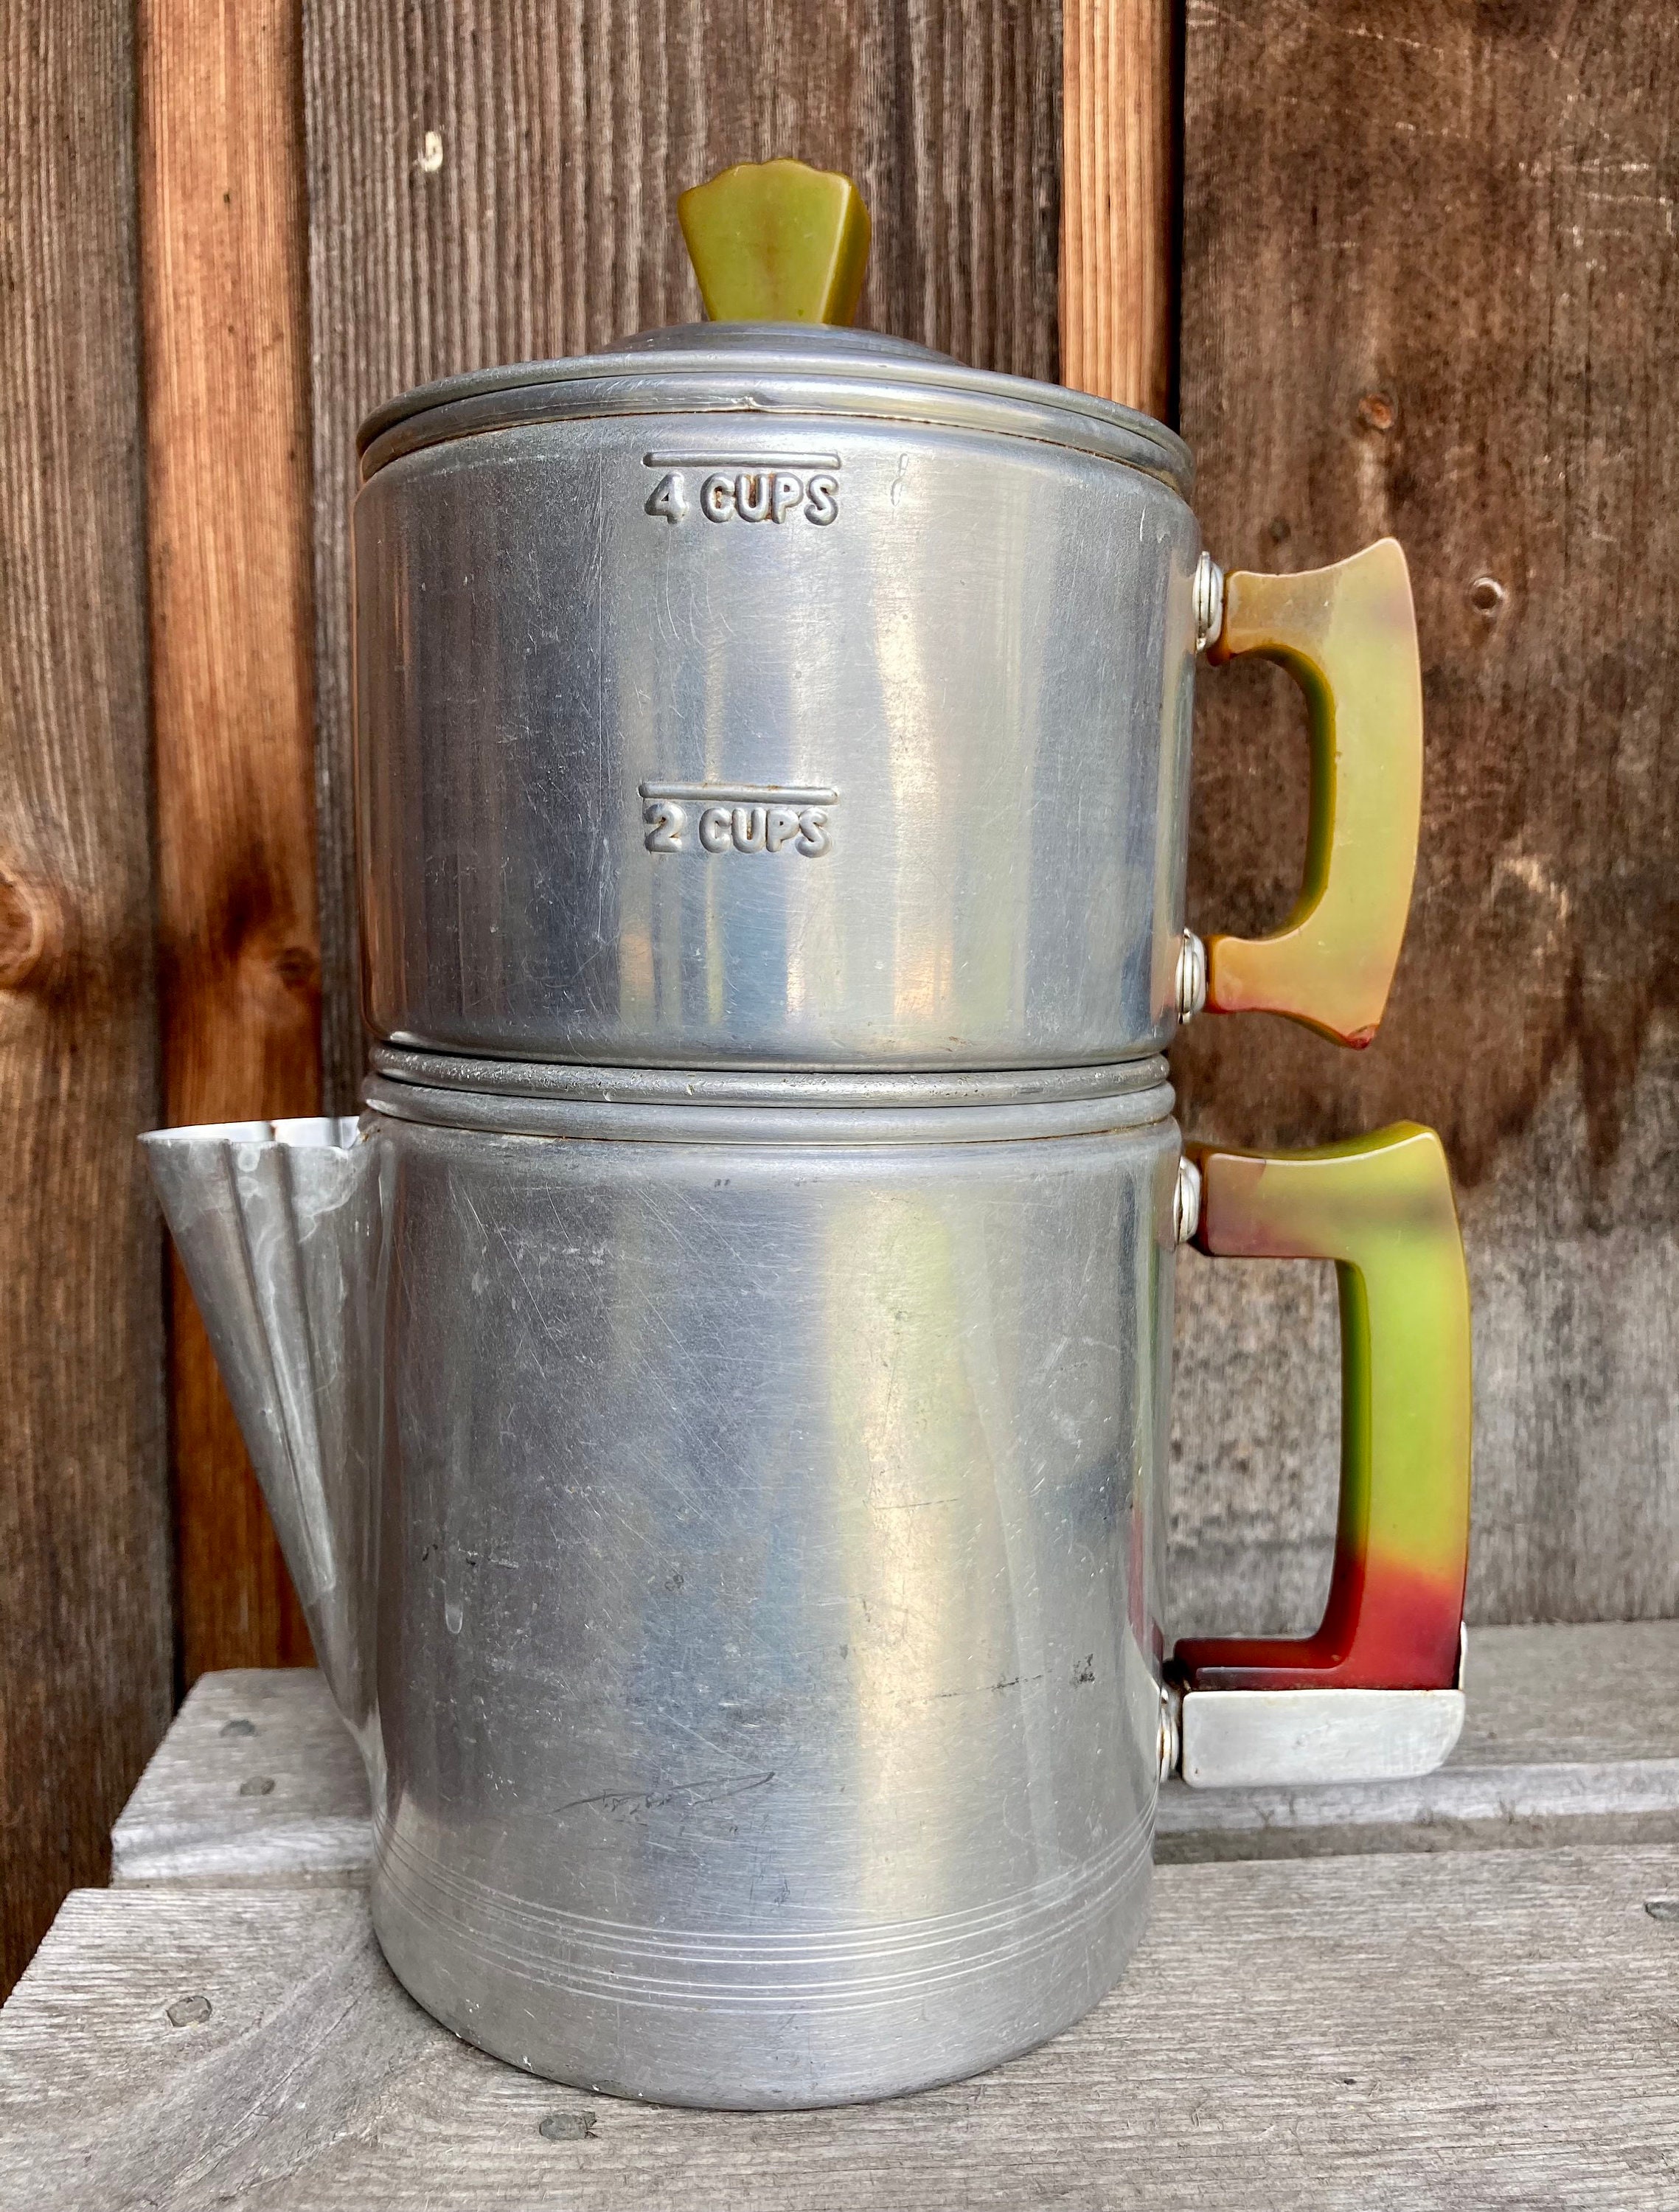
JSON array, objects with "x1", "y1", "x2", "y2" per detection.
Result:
[
  {"x1": 1178, "y1": 538, "x2": 1470, "y2": 1697},
  {"x1": 1175, "y1": 1125, "x2": 1471, "y2": 1692}
]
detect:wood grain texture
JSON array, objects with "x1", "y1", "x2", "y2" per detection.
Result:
[
  {"x1": 1060, "y1": 0, "x2": 1175, "y2": 414},
  {"x1": 302, "y1": 0, "x2": 1061, "y2": 1104},
  {"x1": 108, "y1": 1624, "x2": 1679, "y2": 1887},
  {"x1": 1169, "y1": 0, "x2": 1679, "y2": 1630},
  {"x1": 0, "y1": 0, "x2": 173, "y2": 1994},
  {"x1": 111, "y1": 1669, "x2": 370, "y2": 1887},
  {"x1": 139, "y1": 0, "x2": 321, "y2": 1673},
  {"x1": 6, "y1": 1849, "x2": 1679, "y2": 2206}
]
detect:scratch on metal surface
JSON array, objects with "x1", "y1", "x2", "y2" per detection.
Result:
[{"x1": 557, "y1": 1773, "x2": 776, "y2": 1819}]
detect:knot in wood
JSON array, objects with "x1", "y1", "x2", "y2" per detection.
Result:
[{"x1": 0, "y1": 867, "x2": 67, "y2": 993}]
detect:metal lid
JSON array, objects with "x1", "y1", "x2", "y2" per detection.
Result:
[
  {"x1": 355, "y1": 324, "x2": 1193, "y2": 495},
  {"x1": 362, "y1": 159, "x2": 1192, "y2": 493}
]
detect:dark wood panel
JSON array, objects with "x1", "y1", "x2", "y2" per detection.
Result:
[
  {"x1": 1172, "y1": 0, "x2": 1679, "y2": 1630},
  {"x1": 0, "y1": 0, "x2": 173, "y2": 1990},
  {"x1": 303, "y1": 0, "x2": 1062, "y2": 1103}
]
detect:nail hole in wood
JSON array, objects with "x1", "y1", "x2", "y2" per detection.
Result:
[
  {"x1": 539, "y1": 2111, "x2": 599, "y2": 2141},
  {"x1": 1469, "y1": 574, "x2": 1506, "y2": 616}
]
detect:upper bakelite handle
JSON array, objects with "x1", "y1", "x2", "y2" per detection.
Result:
[
  {"x1": 678, "y1": 158, "x2": 871, "y2": 326},
  {"x1": 1205, "y1": 538, "x2": 1424, "y2": 1048}
]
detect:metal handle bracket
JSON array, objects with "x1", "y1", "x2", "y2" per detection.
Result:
[{"x1": 1170, "y1": 1629, "x2": 1468, "y2": 1789}]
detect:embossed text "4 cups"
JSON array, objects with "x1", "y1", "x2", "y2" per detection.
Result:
[{"x1": 642, "y1": 451, "x2": 841, "y2": 526}]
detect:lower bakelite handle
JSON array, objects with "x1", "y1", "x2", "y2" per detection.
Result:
[{"x1": 1173, "y1": 1124, "x2": 1472, "y2": 1693}]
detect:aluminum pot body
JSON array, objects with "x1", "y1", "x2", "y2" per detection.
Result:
[
  {"x1": 353, "y1": 338, "x2": 1199, "y2": 1068},
  {"x1": 357, "y1": 1062, "x2": 1179, "y2": 2105}
]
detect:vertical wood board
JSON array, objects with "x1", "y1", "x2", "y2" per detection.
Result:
[
  {"x1": 1060, "y1": 0, "x2": 1175, "y2": 416},
  {"x1": 139, "y1": 0, "x2": 322, "y2": 1673},
  {"x1": 1170, "y1": 0, "x2": 1679, "y2": 1632},
  {"x1": 303, "y1": 0, "x2": 1062, "y2": 1104},
  {"x1": 0, "y1": 0, "x2": 173, "y2": 1992}
]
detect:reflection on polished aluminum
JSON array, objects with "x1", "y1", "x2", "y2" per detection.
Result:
[
  {"x1": 144, "y1": 1067, "x2": 1180, "y2": 2108},
  {"x1": 353, "y1": 326, "x2": 1201, "y2": 1068}
]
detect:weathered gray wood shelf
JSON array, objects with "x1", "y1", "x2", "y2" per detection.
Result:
[
  {"x1": 107, "y1": 1621, "x2": 1679, "y2": 1883},
  {"x1": 2, "y1": 1623, "x2": 1675, "y2": 2209}
]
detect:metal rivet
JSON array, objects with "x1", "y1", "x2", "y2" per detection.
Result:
[
  {"x1": 219, "y1": 1718, "x2": 256, "y2": 1739},
  {"x1": 539, "y1": 2110, "x2": 599, "y2": 2141},
  {"x1": 1192, "y1": 552, "x2": 1224, "y2": 653},
  {"x1": 167, "y1": 1994, "x2": 212, "y2": 2027},
  {"x1": 1357, "y1": 391, "x2": 1397, "y2": 433},
  {"x1": 1174, "y1": 1156, "x2": 1203, "y2": 1248},
  {"x1": 1468, "y1": 574, "x2": 1506, "y2": 616},
  {"x1": 1158, "y1": 1683, "x2": 1182, "y2": 1781},
  {"x1": 1175, "y1": 930, "x2": 1208, "y2": 1023},
  {"x1": 1645, "y1": 1898, "x2": 1679, "y2": 1921},
  {"x1": 238, "y1": 1775, "x2": 276, "y2": 1797}
]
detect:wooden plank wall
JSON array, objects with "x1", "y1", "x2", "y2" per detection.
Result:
[
  {"x1": 0, "y1": 0, "x2": 173, "y2": 1991},
  {"x1": 1171, "y1": 0, "x2": 1679, "y2": 1634}
]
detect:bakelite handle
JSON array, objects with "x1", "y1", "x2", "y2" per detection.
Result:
[
  {"x1": 678, "y1": 158, "x2": 871, "y2": 326},
  {"x1": 1174, "y1": 1124, "x2": 1471, "y2": 1692},
  {"x1": 1204, "y1": 539, "x2": 1423, "y2": 1048}
]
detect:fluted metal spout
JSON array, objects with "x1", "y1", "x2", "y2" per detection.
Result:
[{"x1": 142, "y1": 1119, "x2": 383, "y2": 1752}]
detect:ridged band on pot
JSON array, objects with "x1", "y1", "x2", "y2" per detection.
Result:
[
  {"x1": 361, "y1": 1054, "x2": 1175, "y2": 1147},
  {"x1": 353, "y1": 324, "x2": 1202, "y2": 1069},
  {"x1": 368, "y1": 1043, "x2": 1168, "y2": 1110}
]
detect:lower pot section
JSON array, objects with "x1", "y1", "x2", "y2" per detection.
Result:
[
  {"x1": 361, "y1": 1073, "x2": 1179, "y2": 2107},
  {"x1": 371, "y1": 1806, "x2": 1155, "y2": 2107}
]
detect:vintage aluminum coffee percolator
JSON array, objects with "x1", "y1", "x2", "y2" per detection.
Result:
[{"x1": 146, "y1": 160, "x2": 1472, "y2": 2109}]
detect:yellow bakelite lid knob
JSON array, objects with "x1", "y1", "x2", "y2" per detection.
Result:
[{"x1": 678, "y1": 158, "x2": 870, "y2": 326}]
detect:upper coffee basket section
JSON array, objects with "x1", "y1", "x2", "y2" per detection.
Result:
[{"x1": 353, "y1": 159, "x2": 1422, "y2": 1071}]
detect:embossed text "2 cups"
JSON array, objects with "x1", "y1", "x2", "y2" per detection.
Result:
[{"x1": 640, "y1": 783, "x2": 835, "y2": 856}]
